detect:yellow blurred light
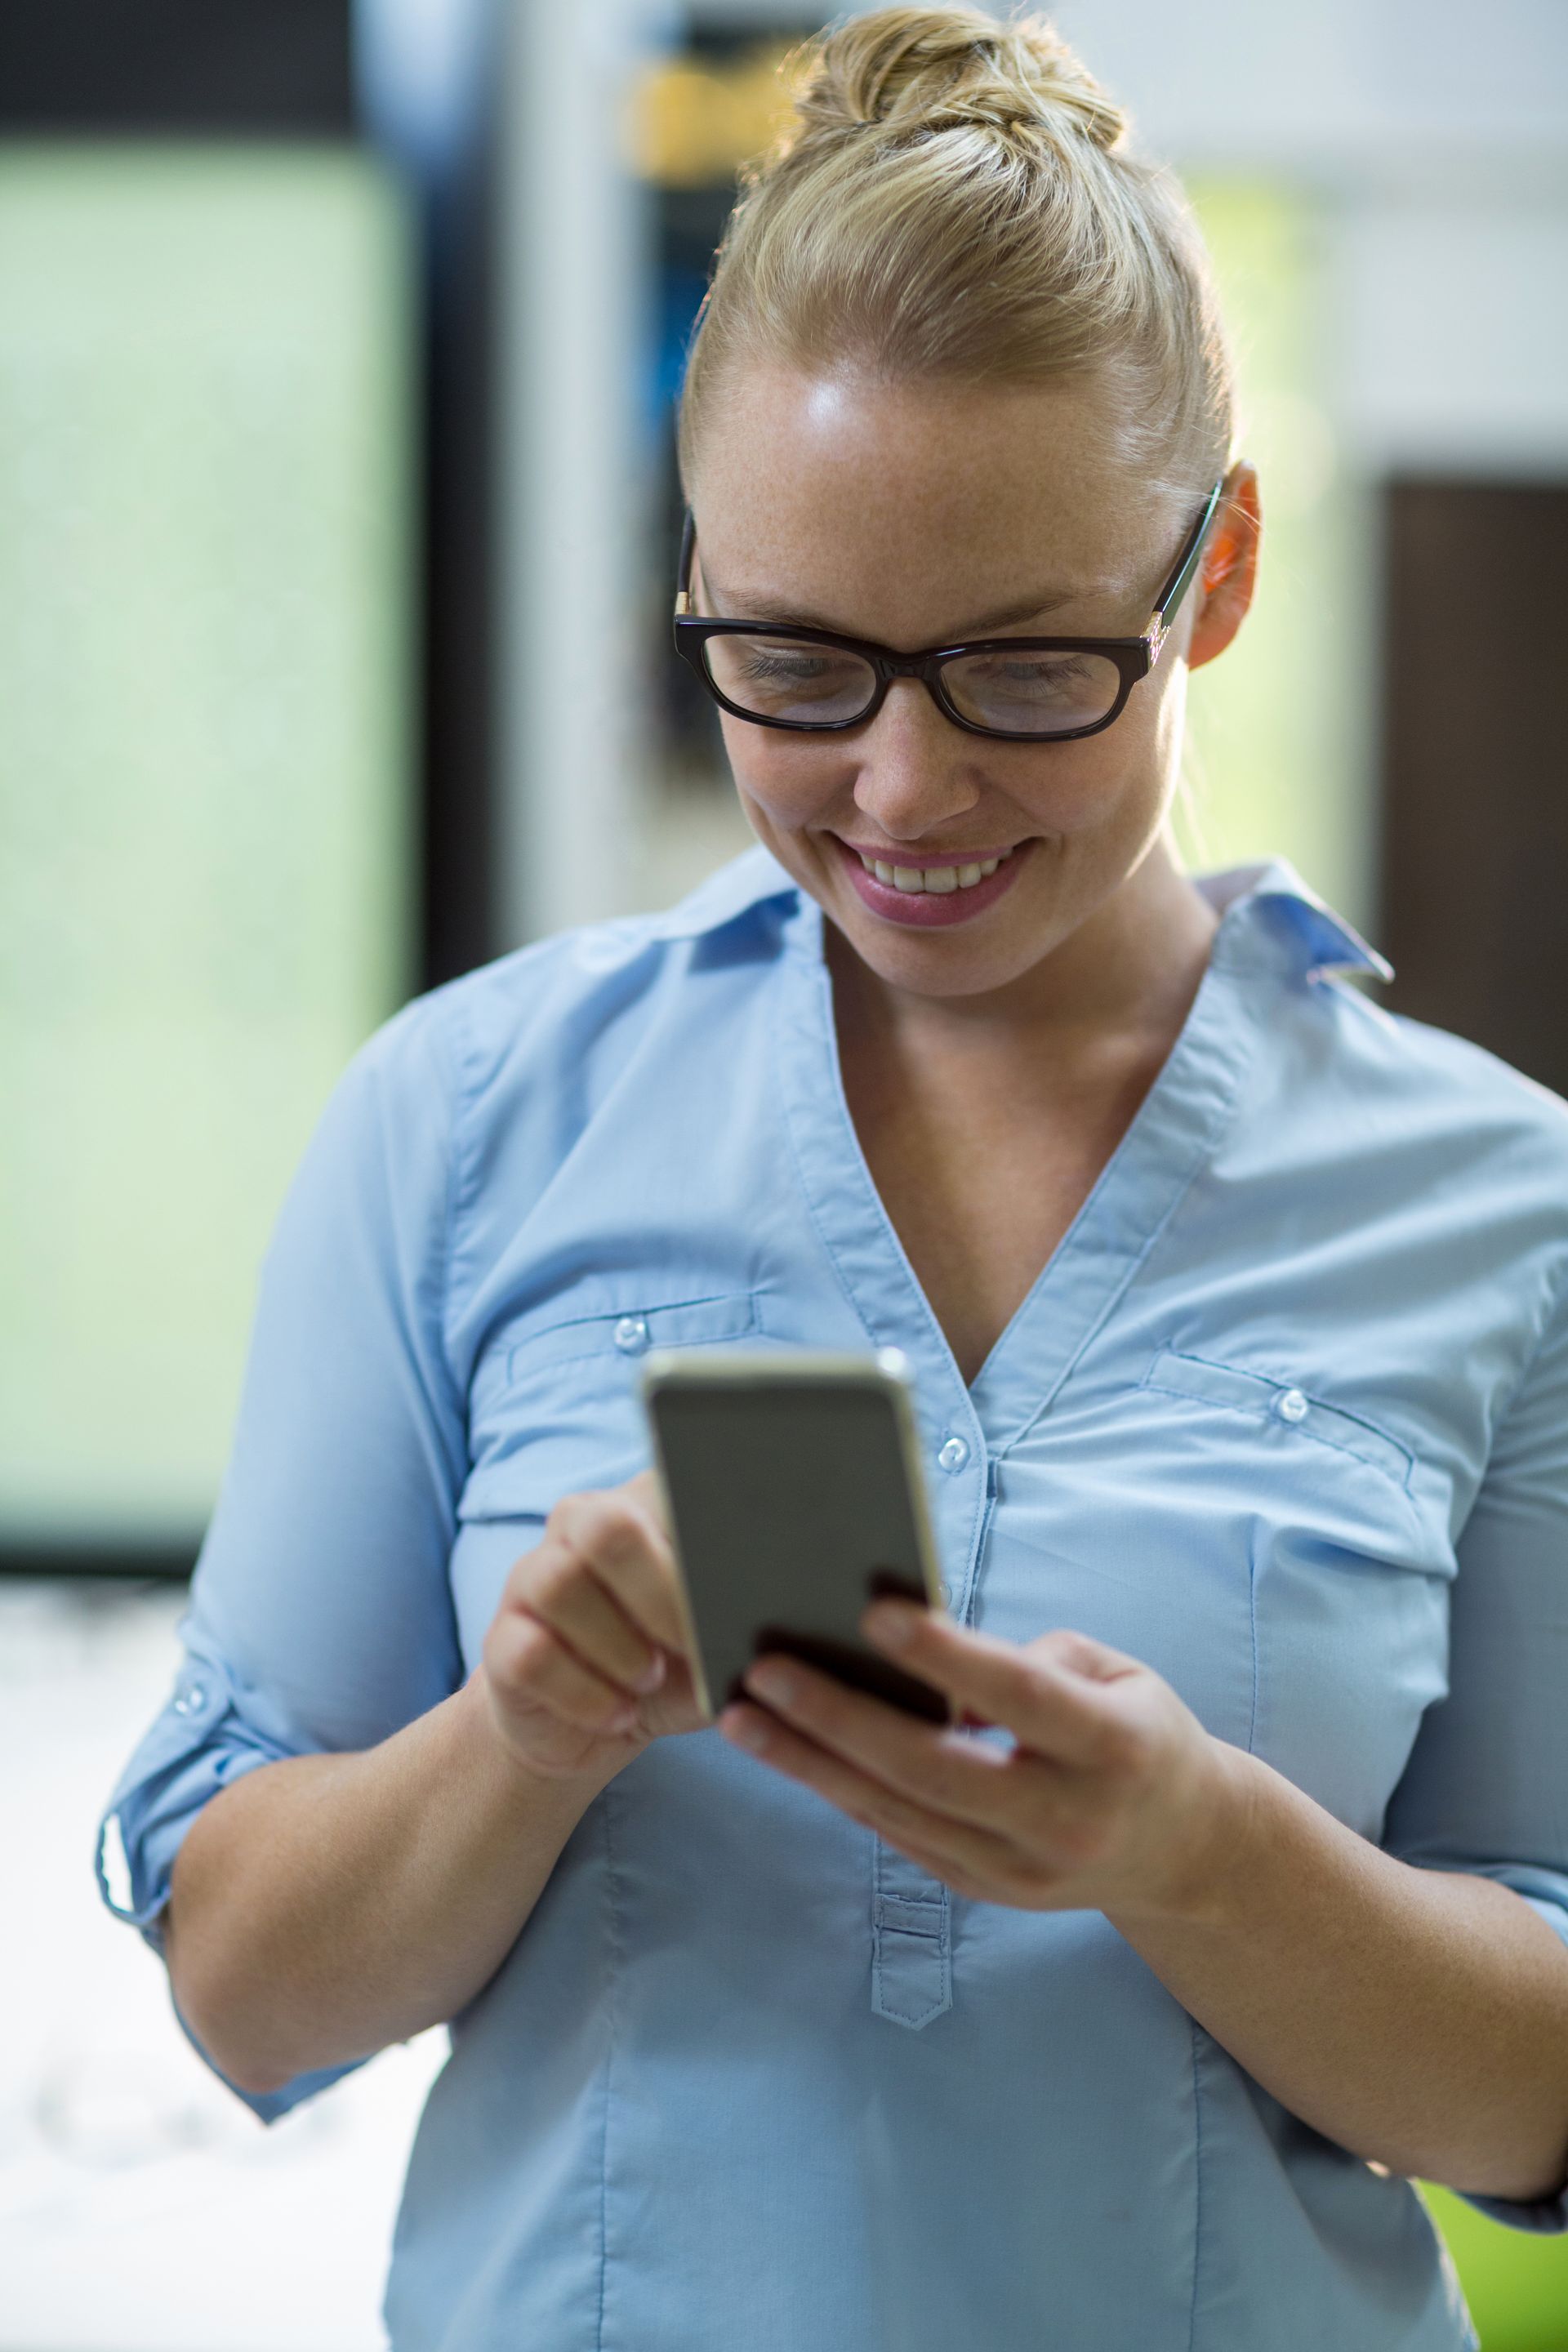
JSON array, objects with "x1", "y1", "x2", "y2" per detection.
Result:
[{"x1": 626, "y1": 46, "x2": 800, "y2": 189}]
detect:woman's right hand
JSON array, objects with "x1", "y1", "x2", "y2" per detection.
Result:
[{"x1": 478, "y1": 1469, "x2": 708, "y2": 1782}]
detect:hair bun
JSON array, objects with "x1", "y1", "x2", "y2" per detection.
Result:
[{"x1": 786, "y1": 7, "x2": 1127, "y2": 158}]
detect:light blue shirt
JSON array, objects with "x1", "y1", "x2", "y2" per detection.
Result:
[{"x1": 98, "y1": 844, "x2": 1568, "y2": 2352}]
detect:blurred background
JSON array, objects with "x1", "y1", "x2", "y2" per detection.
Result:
[{"x1": 2, "y1": 2, "x2": 1565, "y2": 2345}]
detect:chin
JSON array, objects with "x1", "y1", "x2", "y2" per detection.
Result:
[{"x1": 840, "y1": 907, "x2": 1045, "y2": 996}]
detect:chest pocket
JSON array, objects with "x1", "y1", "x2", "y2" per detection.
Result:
[
  {"x1": 1129, "y1": 1343, "x2": 1446, "y2": 1821},
  {"x1": 460, "y1": 1286, "x2": 766, "y2": 1524}
]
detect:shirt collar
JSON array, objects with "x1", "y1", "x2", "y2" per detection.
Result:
[
  {"x1": 1196, "y1": 855, "x2": 1393, "y2": 982},
  {"x1": 647, "y1": 839, "x2": 1392, "y2": 984}
]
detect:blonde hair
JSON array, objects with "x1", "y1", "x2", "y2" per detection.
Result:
[{"x1": 677, "y1": 6, "x2": 1236, "y2": 506}]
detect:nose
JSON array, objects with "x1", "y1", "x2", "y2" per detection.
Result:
[{"x1": 850, "y1": 676, "x2": 985, "y2": 840}]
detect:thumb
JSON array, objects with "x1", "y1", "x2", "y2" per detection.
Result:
[{"x1": 621, "y1": 1464, "x2": 671, "y2": 1538}]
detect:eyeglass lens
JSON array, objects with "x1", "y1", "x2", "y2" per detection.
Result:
[
  {"x1": 702, "y1": 635, "x2": 873, "y2": 724},
  {"x1": 700, "y1": 633, "x2": 1123, "y2": 734}
]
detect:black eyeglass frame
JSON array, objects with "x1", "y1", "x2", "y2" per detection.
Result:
[{"x1": 672, "y1": 475, "x2": 1227, "y2": 743}]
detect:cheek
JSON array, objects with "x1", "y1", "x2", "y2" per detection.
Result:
[
  {"x1": 1012, "y1": 684, "x2": 1182, "y2": 837},
  {"x1": 996, "y1": 740, "x2": 1152, "y2": 839},
  {"x1": 719, "y1": 717, "x2": 844, "y2": 821}
]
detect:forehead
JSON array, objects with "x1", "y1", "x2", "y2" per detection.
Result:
[{"x1": 689, "y1": 364, "x2": 1172, "y2": 638}]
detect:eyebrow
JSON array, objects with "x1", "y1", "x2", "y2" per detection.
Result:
[{"x1": 699, "y1": 575, "x2": 1097, "y2": 638}]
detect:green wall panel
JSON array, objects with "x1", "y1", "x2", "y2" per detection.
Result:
[
  {"x1": 1178, "y1": 180, "x2": 1372, "y2": 933},
  {"x1": 0, "y1": 147, "x2": 416, "y2": 1544}
]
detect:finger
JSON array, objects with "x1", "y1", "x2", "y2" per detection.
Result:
[
  {"x1": 867, "y1": 1823, "x2": 1078, "y2": 1912},
  {"x1": 741, "y1": 1654, "x2": 1123, "y2": 1870},
  {"x1": 485, "y1": 1607, "x2": 639, "y2": 1737},
  {"x1": 860, "y1": 1606, "x2": 1136, "y2": 1771},
  {"x1": 1031, "y1": 1625, "x2": 1145, "y2": 1682},
  {"x1": 862, "y1": 1833, "x2": 996, "y2": 1904},
  {"x1": 719, "y1": 1700, "x2": 1022, "y2": 1880},
  {"x1": 739, "y1": 1652, "x2": 1020, "y2": 1829},
  {"x1": 724, "y1": 1684, "x2": 1119, "y2": 1895},
  {"x1": 545, "y1": 1489, "x2": 688, "y2": 1653},
  {"x1": 520, "y1": 1534, "x2": 667, "y2": 1695}
]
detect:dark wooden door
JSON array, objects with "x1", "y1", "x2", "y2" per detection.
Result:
[{"x1": 1379, "y1": 480, "x2": 1568, "y2": 1096}]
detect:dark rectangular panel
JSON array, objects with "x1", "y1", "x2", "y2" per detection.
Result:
[
  {"x1": 1379, "y1": 480, "x2": 1568, "y2": 1096},
  {"x1": 0, "y1": 0, "x2": 352, "y2": 134}
]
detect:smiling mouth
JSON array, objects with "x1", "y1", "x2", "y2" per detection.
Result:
[{"x1": 831, "y1": 839, "x2": 1023, "y2": 895}]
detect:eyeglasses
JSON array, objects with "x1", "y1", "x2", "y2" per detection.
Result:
[{"x1": 672, "y1": 477, "x2": 1226, "y2": 743}]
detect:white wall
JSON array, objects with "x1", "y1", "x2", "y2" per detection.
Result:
[
  {"x1": 1048, "y1": 0, "x2": 1567, "y2": 167},
  {"x1": 0, "y1": 1584, "x2": 445, "y2": 2352},
  {"x1": 499, "y1": 0, "x2": 679, "y2": 942}
]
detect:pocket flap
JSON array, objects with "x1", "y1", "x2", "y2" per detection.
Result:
[
  {"x1": 461, "y1": 1288, "x2": 767, "y2": 1522},
  {"x1": 1141, "y1": 1346, "x2": 1414, "y2": 1491},
  {"x1": 502, "y1": 1287, "x2": 760, "y2": 1379}
]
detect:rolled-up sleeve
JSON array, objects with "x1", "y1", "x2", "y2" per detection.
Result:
[
  {"x1": 1382, "y1": 1266, "x2": 1568, "y2": 2230},
  {"x1": 94, "y1": 987, "x2": 469, "y2": 2121}
]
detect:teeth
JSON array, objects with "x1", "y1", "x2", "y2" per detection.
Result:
[{"x1": 861, "y1": 851, "x2": 1007, "y2": 893}]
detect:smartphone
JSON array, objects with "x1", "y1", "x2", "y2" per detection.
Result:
[{"x1": 639, "y1": 1345, "x2": 951, "y2": 1725}]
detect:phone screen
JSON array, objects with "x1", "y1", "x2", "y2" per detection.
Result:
[{"x1": 644, "y1": 1363, "x2": 950, "y2": 1722}]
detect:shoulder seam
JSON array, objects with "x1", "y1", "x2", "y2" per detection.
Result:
[{"x1": 440, "y1": 981, "x2": 488, "y2": 1385}]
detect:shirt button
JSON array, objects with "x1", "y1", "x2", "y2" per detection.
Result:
[
  {"x1": 612, "y1": 1315, "x2": 650, "y2": 1354},
  {"x1": 1275, "y1": 1387, "x2": 1309, "y2": 1423},
  {"x1": 172, "y1": 1681, "x2": 207, "y2": 1717},
  {"x1": 937, "y1": 1435, "x2": 970, "y2": 1474}
]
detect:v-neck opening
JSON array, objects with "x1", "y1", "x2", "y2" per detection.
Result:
[{"x1": 773, "y1": 889, "x2": 1265, "y2": 1456}]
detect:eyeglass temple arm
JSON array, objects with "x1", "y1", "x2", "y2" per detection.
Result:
[
  {"x1": 1147, "y1": 475, "x2": 1227, "y2": 656},
  {"x1": 675, "y1": 510, "x2": 696, "y2": 617}
]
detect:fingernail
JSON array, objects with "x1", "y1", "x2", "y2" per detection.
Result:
[
  {"x1": 634, "y1": 1651, "x2": 667, "y2": 1693},
  {"x1": 745, "y1": 1660, "x2": 795, "y2": 1705},
  {"x1": 724, "y1": 1708, "x2": 770, "y2": 1753},
  {"x1": 863, "y1": 1601, "x2": 917, "y2": 1649}
]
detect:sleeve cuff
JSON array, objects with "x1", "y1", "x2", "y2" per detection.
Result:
[
  {"x1": 95, "y1": 1642, "x2": 368, "y2": 2123},
  {"x1": 1447, "y1": 1891, "x2": 1568, "y2": 2234},
  {"x1": 1450, "y1": 2182, "x2": 1568, "y2": 2235}
]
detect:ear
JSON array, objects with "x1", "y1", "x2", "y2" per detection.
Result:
[{"x1": 1185, "y1": 463, "x2": 1262, "y2": 674}]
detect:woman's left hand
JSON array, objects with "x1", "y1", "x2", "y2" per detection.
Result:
[{"x1": 717, "y1": 1600, "x2": 1243, "y2": 1922}]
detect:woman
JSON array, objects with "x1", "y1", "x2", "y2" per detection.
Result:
[{"x1": 98, "y1": 11, "x2": 1568, "y2": 2349}]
